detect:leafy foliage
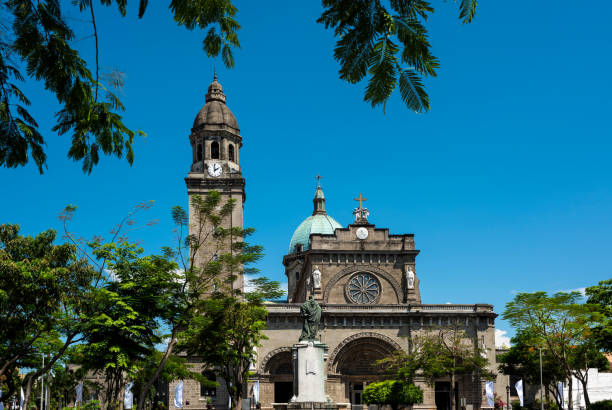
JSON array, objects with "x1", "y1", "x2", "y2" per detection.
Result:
[
  {"x1": 378, "y1": 326, "x2": 489, "y2": 410},
  {"x1": 0, "y1": 222, "x2": 99, "y2": 408},
  {"x1": 1, "y1": 0, "x2": 237, "y2": 173},
  {"x1": 590, "y1": 401, "x2": 612, "y2": 410},
  {"x1": 362, "y1": 380, "x2": 423, "y2": 410},
  {"x1": 503, "y1": 291, "x2": 607, "y2": 409},
  {"x1": 497, "y1": 329, "x2": 566, "y2": 408},
  {"x1": 585, "y1": 278, "x2": 612, "y2": 352},
  {"x1": 0, "y1": 223, "x2": 94, "y2": 380},
  {"x1": 318, "y1": 0, "x2": 477, "y2": 112},
  {"x1": 2, "y1": 0, "x2": 479, "y2": 173},
  {"x1": 2, "y1": 0, "x2": 141, "y2": 173},
  {"x1": 74, "y1": 242, "x2": 182, "y2": 407}
]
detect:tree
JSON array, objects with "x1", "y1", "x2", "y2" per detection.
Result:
[
  {"x1": 503, "y1": 291, "x2": 607, "y2": 410},
  {"x1": 73, "y1": 243, "x2": 178, "y2": 408},
  {"x1": 0, "y1": 223, "x2": 96, "y2": 407},
  {"x1": 419, "y1": 328, "x2": 490, "y2": 410},
  {"x1": 497, "y1": 329, "x2": 566, "y2": 408},
  {"x1": 378, "y1": 326, "x2": 490, "y2": 410},
  {"x1": 1, "y1": 0, "x2": 477, "y2": 173},
  {"x1": 362, "y1": 380, "x2": 423, "y2": 410},
  {"x1": 134, "y1": 191, "x2": 251, "y2": 410},
  {"x1": 585, "y1": 278, "x2": 612, "y2": 352},
  {"x1": 133, "y1": 351, "x2": 207, "y2": 409},
  {"x1": 179, "y1": 277, "x2": 284, "y2": 410}
]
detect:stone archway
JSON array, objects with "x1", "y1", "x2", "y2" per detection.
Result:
[
  {"x1": 327, "y1": 332, "x2": 404, "y2": 374},
  {"x1": 260, "y1": 348, "x2": 294, "y2": 404},
  {"x1": 260, "y1": 347, "x2": 292, "y2": 374},
  {"x1": 328, "y1": 333, "x2": 404, "y2": 407}
]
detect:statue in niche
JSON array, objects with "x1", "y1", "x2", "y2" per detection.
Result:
[
  {"x1": 312, "y1": 266, "x2": 322, "y2": 289},
  {"x1": 406, "y1": 268, "x2": 415, "y2": 290},
  {"x1": 480, "y1": 339, "x2": 488, "y2": 359},
  {"x1": 299, "y1": 296, "x2": 321, "y2": 341}
]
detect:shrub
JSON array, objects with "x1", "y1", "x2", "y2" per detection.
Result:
[
  {"x1": 590, "y1": 400, "x2": 612, "y2": 410},
  {"x1": 363, "y1": 380, "x2": 424, "y2": 410}
]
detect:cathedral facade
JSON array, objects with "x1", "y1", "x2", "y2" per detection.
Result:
[{"x1": 177, "y1": 77, "x2": 500, "y2": 410}]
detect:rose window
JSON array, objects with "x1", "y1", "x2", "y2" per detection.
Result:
[{"x1": 346, "y1": 273, "x2": 381, "y2": 304}]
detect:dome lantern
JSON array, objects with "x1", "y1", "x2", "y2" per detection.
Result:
[{"x1": 288, "y1": 185, "x2": 342, "y2": 253}]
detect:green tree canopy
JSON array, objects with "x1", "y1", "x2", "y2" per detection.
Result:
[
  {"x1": 585, "y1": 278, "x2": 612, "y2": 352},
  {"x1": 1, "y1": 0, "x2": 477, "y2": 173},
  {"x1": 378, "y1": 326, "x2": 490, "y2": 410},
  {"x1": 0, "y1": 223, "x2": 97, "y2": 407},
  {"x1": 503, "y1": 291, "x2": 607, "y2": 410},
  {"x1": 497, "y1": 329, "x2": 566, "y2": 408}
]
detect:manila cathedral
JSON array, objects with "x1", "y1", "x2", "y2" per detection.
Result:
[{"x1": 172, "y1": 75, "x2": 503, "y2": 410}]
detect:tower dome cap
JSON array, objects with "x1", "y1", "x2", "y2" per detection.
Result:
[{"x1": 192, "y1": 72, "x2": 240, "y2": 134}]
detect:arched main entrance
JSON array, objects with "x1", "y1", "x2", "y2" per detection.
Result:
[
  {"x1": 329, "y1": 333, "x2": 403, "y2": 409},
  {"x1": 263, "y1": 349, "x2": 294, "y2": 403}
]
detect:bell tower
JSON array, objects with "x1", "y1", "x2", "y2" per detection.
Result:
[{"x1": 185, "y1": 73, "x2": 245, "y2": 291}]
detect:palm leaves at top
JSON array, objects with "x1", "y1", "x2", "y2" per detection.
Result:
[{"x1": 319, "y1": 0, "x2": 477, "y2": 113}]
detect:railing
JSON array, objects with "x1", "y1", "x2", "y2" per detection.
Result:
[{"x1": 265, "y1": 303, "x2": 494, "y2": 314}]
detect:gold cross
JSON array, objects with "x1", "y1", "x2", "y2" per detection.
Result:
[
  {"x1": 315, "y1": 174, "x2": 323, "y2": 187},
  {"x1": 354, "y1": 193, "x2": 367, "y2": 211}
]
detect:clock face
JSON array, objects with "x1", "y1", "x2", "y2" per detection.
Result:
[
  {"x1": 356, "y1": 227, "x2": 369, "y2": 240},
  {"x1": 207, "y1": 162, "x2": 222, "y2": 177}
]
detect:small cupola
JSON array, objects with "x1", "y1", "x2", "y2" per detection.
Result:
[
  {"x1": 313, "y1": 185, "x2": 326, "y2": 215},
  {"x1": 205, "y1": 72, "x2": 226, "y2": 104}
]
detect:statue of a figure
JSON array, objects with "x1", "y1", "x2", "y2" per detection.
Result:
[
  {"x1": 299, "y1": 296, "x2": 321, "y2": 341},
  {"x1": 480, "y1": 339, "x2": 488, "y2": 359},
  {"x1": 362, "y1": 208, "x2": 370, "y2": 221},
  {"x1": 406, "y1": 268, "x2": 415, "y2": 290},
  {"x1": 312, "y1": 266, "x2": 322, "y2": 289}
]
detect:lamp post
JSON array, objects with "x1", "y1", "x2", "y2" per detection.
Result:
[
  {"x1": 40, "y1": 353, "x2": 45, "y2": 410},
  {"x1": 506, "y1": 384, "x2": 511, "y2": 410},
  {"x1": 539, "y1": 347, "x2": 544, "y2": 410}
]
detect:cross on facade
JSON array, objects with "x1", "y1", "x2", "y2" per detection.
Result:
[
  {"x1": 315, "y1": 174, "x2": 323, "y2": 187},
  {"x1": 354, "y1": 193, "x2": 367, "y2": 212}
]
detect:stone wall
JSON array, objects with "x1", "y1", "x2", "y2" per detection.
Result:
[{"x1": 254, "y1": 304, "x2": 497, "y2": 410}]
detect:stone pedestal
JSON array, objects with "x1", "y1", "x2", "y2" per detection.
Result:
[{"x1": 290, "y1": 341, "x2": 329, "y2": 403}]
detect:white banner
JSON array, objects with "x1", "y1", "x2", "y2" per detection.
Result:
[
  {"x1": 124, "y1": 382, "x2": 134, "y2": 409},
  {"x1": 228, "y1": 382, "x2": 232, "y2": 409},
  {"x1": 20, "y1": 387, "x2": 24, "y2": 410},
  {"x1": 557, "y1": 382, "x2": 564, "y2": 408},
  {"x1": 75, "y1": 381, "x2": 83, "y2": 405},
  {"x1": 485, "y1": 381, "x2": 495, "y2": 407},
  {"x1": 515, "y1": 379, "x2": 524, "y2": 407},
  {"x1": 253, "y1": 381, "x2": 260, "y2": 404},
  {"x1": 174, "y1": 381, "x2": 183, "y2": 408}
]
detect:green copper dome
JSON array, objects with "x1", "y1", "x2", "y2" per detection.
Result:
[{"x1": 288, "y1": 185, "x2": 342, "y2": 253}]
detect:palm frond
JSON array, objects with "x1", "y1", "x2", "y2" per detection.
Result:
[
  {"x1": 398, "y1": 67, "x2": 429, "y2": 113},
  {"x1": 459, "y1": 0, "x2": 477, "y2": 24}
]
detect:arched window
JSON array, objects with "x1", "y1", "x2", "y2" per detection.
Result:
[
  {"x1": 196, "y1": 144, "x2": 203, "y2": 161},
  {"x1": 211, "y1": 141, "x2": 219, "y2": 159},
  {"x1": 228, "y1": 144, "x2": 235, "y2": 161}
]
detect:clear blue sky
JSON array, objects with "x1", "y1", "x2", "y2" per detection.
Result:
[{"x1": 3, "y1": 1, "x2": 612, "y2": 344}]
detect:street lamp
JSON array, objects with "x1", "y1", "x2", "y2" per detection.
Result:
[
  {"x1": 539, "y1": 347, "x2": 544, "y2": 410},
  {"x1": 506, "y1": 384, "x2": 511, "y2": 410}
]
